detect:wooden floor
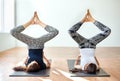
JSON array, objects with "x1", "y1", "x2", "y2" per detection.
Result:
[{"x1": 0, "y1": 47, "x2": 120, "y2": 81}]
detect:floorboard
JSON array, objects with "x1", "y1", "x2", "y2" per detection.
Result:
[{"x1": 0, "y1": 47, "x2": 120, "y2": 81}]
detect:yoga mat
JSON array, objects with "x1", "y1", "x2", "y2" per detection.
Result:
[
  {"x1": 9, "y1": 60, "x2": 51, "y2": 77},
  {"x1": 67, "y1": 59, "x2": 110, "y2": 77}
]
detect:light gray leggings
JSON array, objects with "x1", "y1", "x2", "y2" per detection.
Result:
[
  {"x1": 68, "y1": 20, "x2": 111, "y2": 49},
  {"x1": 11, "y1": 25, "x2": 59, "y2": 49}
]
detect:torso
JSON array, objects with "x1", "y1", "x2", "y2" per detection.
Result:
[
  {"x1": 26, "y1": 49, "x2": 46, "y2": 70},
  {"x1": 79, "y1": 48, "x2": 98, "y2": 70}
]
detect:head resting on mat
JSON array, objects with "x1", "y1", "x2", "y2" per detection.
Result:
[
  {"x1": 84, "y1": 63, "x2": 97, "y2": 74},
  {"x1": 26, "y1": 61, "x2": 40, "y2": 72}
]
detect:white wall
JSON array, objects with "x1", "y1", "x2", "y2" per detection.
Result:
[
  {"x1": 15, "y1": 0, "x2": 120, "y2": 47},
  {"x1": 0, "y1": 33, "x2": 16, "y2": 51},
  {"x1": 0, "y1": 0, "x2": 15, "y2": 51}
]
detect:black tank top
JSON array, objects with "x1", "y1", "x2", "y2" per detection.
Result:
[{"x1": 26, "y1": 49, "x2": 46, "y2": 70}]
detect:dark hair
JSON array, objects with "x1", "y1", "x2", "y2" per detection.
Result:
[
  {"x1": 84, "y1": 63, "x2": 97, "y2": 74},
  {"x1": 13, "y1": 66, "x2": 26, "y2": 71},
  {"x1": 26, "y1": 61, "x2": 40, "y2": 72}
]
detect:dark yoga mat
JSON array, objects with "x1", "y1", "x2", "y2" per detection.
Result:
[
  {"x1": 9, "y1": 60, "x2": 51, "y2": 77},
  {"x1": 67, "y1": 59, "x2": 110, "y2": 77}
]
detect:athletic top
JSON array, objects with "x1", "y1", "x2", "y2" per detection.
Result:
[
  {"x1": 80, "y1": 48, "x2": 97, "y2": 70},
  {"x1": 11, "y1": 25, "x2": 59, "y2": 69},
  {"x1": 27, "y1": 49, "x2": 46, "y2": 70}
]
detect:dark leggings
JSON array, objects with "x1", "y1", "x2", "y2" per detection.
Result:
[{"x1": 68, "y1": 20, "x2": 111, "y2": 49}]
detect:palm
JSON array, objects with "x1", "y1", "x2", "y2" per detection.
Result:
[
  {"x1": 81, "y1": 9, "x2": 95, "y2": 22},
  {"x1": 30, "y1": 12, "x2": 41, "y2": 25}
]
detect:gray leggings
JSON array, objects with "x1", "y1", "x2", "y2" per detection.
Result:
[{"x1": 68, "y1": 20, "x2": 111, "y2": 49}]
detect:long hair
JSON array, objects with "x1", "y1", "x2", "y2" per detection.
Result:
[{"x1": 84, "y1": 63, "x2": 97, "y2": 74}]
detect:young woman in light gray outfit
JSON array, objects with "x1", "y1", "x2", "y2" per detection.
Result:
[{"x1": 68, "y1": 10, "x2": 111, "y2": 74}]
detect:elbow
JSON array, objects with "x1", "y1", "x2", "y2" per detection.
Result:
[
  {"x1": 105, "y1": 28, "x2": 111, "y2": 36},
  {"x1": 54, "y1": 30, "x2": 59, "y2": 36},
  {"x1": 10, "y1": 29, "x2": 15, "y2": 36},
  {"x1": 108, "y1": 28, "x2": 111, "y2": 35},
  {"x1": 68, "y1": 30, "x2": 71, "y2": 34},
  {"x1": 10, "y1": 28, "x2": 18, "y2": 37}
]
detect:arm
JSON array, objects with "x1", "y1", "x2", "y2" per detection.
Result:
[
  {"x1": 36, "y1": 25, "x2": 59, "y2": 43},
  {"x1": 74, "y1": 55, "x2": 82, "y2": 69},
  {"x1": 69, "y1": 22, "x2": 83, "y2": 33},
  {"x1": 69, "y1": 9, "x2": 94, "y2": 33},
  {"x1": 74, "y1": 55, "x2": 81, "y2": 65},
  {"x1": 13, "y1": 57, "x2": 28, "y2": 71},
  {"x1": 94, "y1": 56, "x2": 100, "y2": 70},
  {"x1": 37, "y1": 24, "x2": 59, "y2": 43},
  {"x1": 22, "y1": 13, "x2": 35, "y2": 28},
  {"x1": 10, "y1": 12, "x2": 36, "y2": 45},
  {"x1": 10, "y1": 25, "x2": 34, "y2": 45},
  {"x1": 43, "y1": 52, "x2": 51, "y2": 68},
  {"x1": 68, "y1": 9, "x2": 89, "y2": 33},
  {"x1": 93, "y1": 20, "x2": 111, "y2": 36},
  {"x1": 91, "y1": 21, "x2": 111, "y2": 45},
  {"x1": 68, "y1": 13, "x2": 88, "y2": 44},
  {"x1": 23, "y1": 57, "x2": 28, "y2": 64},
  {"x1": 70, "y1": 55, "x2": 82, "y2": 72},
  {"x1": 86, "y1": 9, "x2": 111, "y2": 44},
  {"x1": 34, "y1": 12, "x2": 59, "y2": 43},
  {"x1": 33, "y1": 11, "x2": 47, "y2": 28}
]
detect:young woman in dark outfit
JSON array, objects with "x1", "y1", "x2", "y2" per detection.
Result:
[
  {"x1": 68, "y1": 10, "x2": 111, "y2": 74},
  {"x1": 11, "y1": 12, "x2": 59, "y2": 72}
]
